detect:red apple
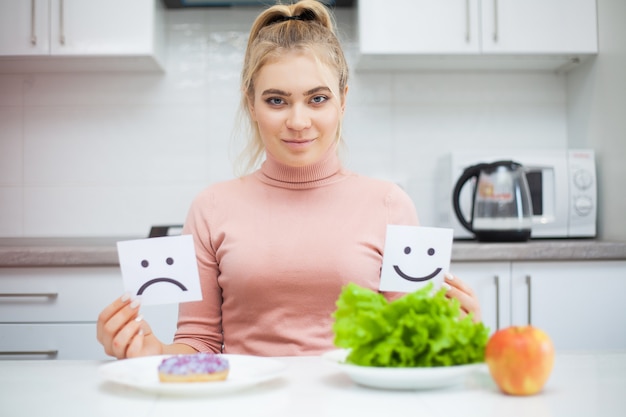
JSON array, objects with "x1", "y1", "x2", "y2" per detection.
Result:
[{"x1": 485, "y1": 325, "x2": 555, "y2": 396}]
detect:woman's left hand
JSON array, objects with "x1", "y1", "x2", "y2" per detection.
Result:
[{"x1": 443, "y1": 273, "x2": 482, "y2": 323}]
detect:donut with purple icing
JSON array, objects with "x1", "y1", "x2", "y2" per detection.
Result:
[{"x1": 158, "y1": 353, "x2": 230, "y2": 383}]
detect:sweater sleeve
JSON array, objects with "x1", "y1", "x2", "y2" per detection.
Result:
[
  {"x1": 173, "y1": 189, "x2": 224, "y2": 353},
  {"x1": 386, "y1": 183, "x2": 420, "y2": 227}
]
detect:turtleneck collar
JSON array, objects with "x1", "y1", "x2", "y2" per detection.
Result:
[{"x1": 255, "y1": 146, "x2": 346, "y2": 190}]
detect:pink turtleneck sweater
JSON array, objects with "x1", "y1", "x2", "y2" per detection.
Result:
[{"x1": 174, "y1": 150, "x2": 419, "y2": 356}]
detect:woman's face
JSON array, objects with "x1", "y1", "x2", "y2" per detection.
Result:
[{"x1": 248, "y1": 51, "x2": 347, "y2": 167}]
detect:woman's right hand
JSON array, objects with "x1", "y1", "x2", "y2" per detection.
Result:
[{"x1": 96, "y1": 294, "x2": 164, "y2": 359}]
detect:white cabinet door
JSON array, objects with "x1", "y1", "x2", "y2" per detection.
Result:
[
  {"x1": 49, "y1": 0, "x2": 158, "y2": 56},
  {"x1": 0, "y1": 267, "x2": 122, "y2": 322},
  {"x1": 480, "y1": 0, "x2": 598, "y2": 54},
  {"x1": 358, "y1": 0, "x2": 480, "y2": 54},
  {"x1": 0, "y1": 0, "x2": 49, "y2": 56},
  {"x1": 0, "y1": 0, "x2": 163, "y2": 72},
  {"x1": 0, "y1": 323, "x2": 110, "y2": 360},
  {"x1": 0, "y1": 267, "x2": 178, "y2": 360},
  {"x1": 451, "y1": 262, "x2": 511, "y2": 335},
  {"x1": 356, "y1": 0, "x2": 597, "y2": 70},
  {"x1": 511, "y1": 261, "x2": 626, "y2": 351}
]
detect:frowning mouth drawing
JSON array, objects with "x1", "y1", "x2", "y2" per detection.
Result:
[{"x1": 137, "y1": 277, "x2": 188, "y2": 295}]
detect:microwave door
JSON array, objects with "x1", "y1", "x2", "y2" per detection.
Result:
[{"x1": 525, "y1": 164, "x2": 568, "y2": 237}]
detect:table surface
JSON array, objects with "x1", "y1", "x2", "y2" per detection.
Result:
[{"x1": 1, "y1": 352, "x2": 625, "y2": 417}]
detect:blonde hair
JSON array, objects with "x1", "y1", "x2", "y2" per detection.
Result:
[{"x1": 234, "y1": 0, "x2": 349, "y2": 175}]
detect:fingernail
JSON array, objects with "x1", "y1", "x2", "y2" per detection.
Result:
[
  {"x1": 121, "y1": 292, "x2": 131, "y2": 302},
  {"x1": 134, "y1": 315, "x2": 143, "y2": 323},
  {"x1": 445, "y1": 273, "x2": 454, "y2": 280},
  {"x1": 130, "y1": 299, "x2": 141, "y2": 309},
  {"x1": 138, "y1": 328, "x2": 144, "y2": 336},
  {"x1": 443, "y1": 282, "x2": 452, "y2": 291}
]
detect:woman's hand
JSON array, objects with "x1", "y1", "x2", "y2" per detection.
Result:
[
  {"x1": 96, "y1": 294, "x2": 164, "y2": 359},
  {"x1": 444, "y1": 273, "x2": 482, "y2": 323}
]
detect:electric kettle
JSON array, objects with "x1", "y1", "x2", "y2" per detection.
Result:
[{"x1": 452, "y1": 160, "x2": 533, "y2": 242}]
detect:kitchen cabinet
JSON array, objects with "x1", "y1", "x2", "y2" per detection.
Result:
[
  {"x1": 0, "y1": 0, "x2": 164, "y2": 72},
  {"x1": 510, "y1": 261, "x2": 626, "y2": 351},
  {"x1": 450, "y1": 262, "x2": 510, "y2": 335},
  {"x1": 479, "y1": 0, "x2": 598, "y2": 54},
  {"x1": 356, "y1": 0, "x2": 598, "y2": 71},
  {"x1": 0, "y1": 267, "x2": 177, "y2": 360},
  {"x1": 453, "y1": 260, "x2": 626, "y2": 351},
  {"x1": 357, "y1": 0, "x2": 481, "y2": 55},
  {"x1": 0, "y1": 0, "x2": 50, "y2": 56}
]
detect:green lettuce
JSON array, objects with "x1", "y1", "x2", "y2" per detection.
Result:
[{"x1": 332, "y1": 283, "x2": 489, "y2": 367}]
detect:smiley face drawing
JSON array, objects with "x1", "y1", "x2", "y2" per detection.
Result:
[
  {"x1": 393, "y1": 246, "x2": 442, "y2": 282},
  {"x1": 379, "y1": 225, "x2": 453, "y2": 293},
  {"x1": 117, "y1": 235, "x2": 202, "y2": 306}
]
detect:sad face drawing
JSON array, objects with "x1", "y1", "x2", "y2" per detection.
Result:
[{"x1": 117, "y1": 235, "x2": 202, "y2": 306}]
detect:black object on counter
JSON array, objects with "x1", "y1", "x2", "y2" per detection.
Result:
[{"x1": 148, "y1": 225, "x2": 184, "y2": 238}]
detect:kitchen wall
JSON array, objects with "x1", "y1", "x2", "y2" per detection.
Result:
[
  {"x1": 566, "y1": 0, "x2": 626, "y2": 241},
  {"x1": 0, "y1": 2, "x2": 622, "y2": 240}
]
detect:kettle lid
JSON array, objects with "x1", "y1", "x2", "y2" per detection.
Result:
[{"x1": 481, "y1": 160, "x2": 523, "y2": 173}]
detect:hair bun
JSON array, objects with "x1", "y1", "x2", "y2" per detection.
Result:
[{"x1": 267, "y1": 8, "x2": 316, "y2": 25}]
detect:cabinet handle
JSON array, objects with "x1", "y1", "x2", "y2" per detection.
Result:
[
  {"x1": 0, "y1": 350, "x2": 58, "y2": 357},
  {"x1": 494, "y1": 275, "x2": 500, "y2": 330},
  {"x1": 59, "y1": 0, "x2": 65, "y2": 45},
  {"x1": 526, "y1": 274, "x2": 532, "y2": 325},
  {"x1": 0, "y1": 292, "x2": 58, "y2": 299},
  {"x1": 30, "y1": 0, "x2": 37, "y2": 45},
  {"x1": 465, "y1": 0, "x2": 471, "y2": 42},
  {"x1": 493, "y1": 0, "x2": 499, "y2": 42}
]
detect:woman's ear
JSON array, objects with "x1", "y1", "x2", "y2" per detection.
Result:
[
  {"x1": 246, "y1": 92, "x2": 257, "y2": 121},
  {"x1": 341, "y1": 85, "x2": 349, "y2": 114}
]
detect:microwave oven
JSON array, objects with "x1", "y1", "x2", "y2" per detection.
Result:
[{"x1": 439, "y1": 149, "x2": 597, "y2": 240}]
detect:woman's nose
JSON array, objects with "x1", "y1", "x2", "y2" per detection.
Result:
[{"x1": 286, "y1": 104, "x2": 311, "y2": 130}]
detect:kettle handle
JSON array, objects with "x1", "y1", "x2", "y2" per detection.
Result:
[{"x1": 452, "y1": 163, "x2": 486, "y2": 234}]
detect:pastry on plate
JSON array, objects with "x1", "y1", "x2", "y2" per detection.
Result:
[{"x1": 158, "y1": 352, "x2": 230, "y2": 383}]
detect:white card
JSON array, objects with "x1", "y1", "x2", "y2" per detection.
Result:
[
  {"x1": 117, "y1": 235, "x2": 202, "y2": 306},
  {"x1": 379, "y1": 225, "x2": 453, "y2": 293}
]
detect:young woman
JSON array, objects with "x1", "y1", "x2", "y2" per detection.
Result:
[{"x1": 97, "y1": 0, "x2": 481, "y2": 359}]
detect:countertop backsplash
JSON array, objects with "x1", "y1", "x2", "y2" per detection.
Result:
[{"x1": 0, "y1": 7, "x2": 576, "y2": 238}]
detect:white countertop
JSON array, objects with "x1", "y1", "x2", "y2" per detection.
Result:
[{"x1": 1, "y1": 352, "x2": 625, "y2": 417}]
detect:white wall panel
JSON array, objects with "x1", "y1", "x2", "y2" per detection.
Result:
[
  {"x1": 22, "y1": 185, "x2": 203, "y2": 237},
  {"x1": 0, "y1": 108, "x2": 22, "y2": 185},
  {"x1": 0, "y1": 75, "x2": 22, "y2": 106},
  {"x1": 0, "y1": 6, "x2": 617, "y2": 238},
  {"x1": 0, "y1": 187, "x2": 23, "y2": 236}
]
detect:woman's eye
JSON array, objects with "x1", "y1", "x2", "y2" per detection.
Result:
[
  {"x1": 266, "y1": 97, "x2": 285, "y2": 106},
  {"x1": 311, "y1": 95, "x2": 328, "y2": 104}
]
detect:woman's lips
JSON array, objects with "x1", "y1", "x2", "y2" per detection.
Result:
[{"x1": 282, "y1": 138, "x2": 315, "y2": 149}]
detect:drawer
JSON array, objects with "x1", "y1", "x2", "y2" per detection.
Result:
[
  {"x1": 0, "y1": 267, "x2": 179, "y2": 349},
  {"x1": 0, "y1": 323, "x2": 110, "y2": 360},
  {"x1": 0, "y1": 267, "x2": 123, "y2": 322}
]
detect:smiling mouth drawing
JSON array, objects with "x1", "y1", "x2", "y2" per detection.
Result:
[
  {"x1": 137, "y1": 277, "x2": 188, "y2": 295},
  {"x1": 393, "y1": 266, "x2": 442, "y2": 282}
]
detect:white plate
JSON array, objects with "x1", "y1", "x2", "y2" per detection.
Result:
[
  {"x1": 323, "y1": 349, "x2": 486, "y2": 390},
  {"x1": 98, "y1": 354, "x2": 287, "y2": 396}
]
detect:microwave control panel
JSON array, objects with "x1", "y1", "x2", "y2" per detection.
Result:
[{"x1": 568, "y1": 149, "x2": 597, "y2": 236}]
